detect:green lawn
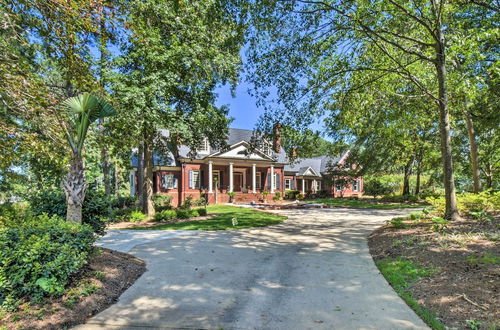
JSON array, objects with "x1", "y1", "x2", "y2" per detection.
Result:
[
  {"x1": 134, "y1": 205, "x2": 286, "y2": 230},
  {"x1": 375, "y1": 258, "x2": 444, "y2": 330},
  {"x1": 307, "y1": 198, "x2": 427, "y2": 209}
]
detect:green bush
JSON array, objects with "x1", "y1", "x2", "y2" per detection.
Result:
[
  {"x1": 0, "y1": 214, "x2": 96, "y2": 308},
  {"x1": 388, "y1": 217, "x2": 407, "y2": 229},
  {"x1": 427, "y1": 191, "x2": 500, "y2": 216},
  {"x1": 154, "y1": 209, "x2": 177, "y2": 222},
  {"x1": 27, "y1": 189, "x2": 110, "y2": 235},
  {"x1": 364, "y1": 179, "x2": 398, "y2": 197},
  {"x1": 285, "y1": 190, "x2": 299, "y2": 199},
  {"x1": 153, "y1": 194, "x2": 173, "y2": 212},
  {"x1": 175, "y1": 209, "x2": 191, "y2": 219},
  {"x1": 196, "y1": 208, "x2": 207, "y2": 216},
  {"x1": 381, "y1": 195, "x2": 419, "y2": 203},
  {"x1": 272, "y1": 191, "x2": 282, "y2": 201},
  {"x1": 175, "y1": 209, "x2": 199, "y2": 219},
  {"x1": 111, "y1": 195, "x2": 137, "y2": 209},
  {"x1": 431, "y1": 217, "x2": 449, "y2": 232},
  {"x1": 129, "y1": 210, "x2": 145, "y2": 222}
]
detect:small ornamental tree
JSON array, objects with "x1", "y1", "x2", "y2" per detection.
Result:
[{"x1": 60, "y1": 94, "x2": 116, "y2": 223}]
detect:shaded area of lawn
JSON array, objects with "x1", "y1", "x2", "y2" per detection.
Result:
[
  {"x1": 308, "y1": 198, "x2": 427, "y2": 209},
  {"x1": 133, "y1": 205, "x2": 286, "y2": 230}
]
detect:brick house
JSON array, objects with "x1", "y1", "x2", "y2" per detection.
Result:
[{"x1": 130, "y1": 128, "x2": 363, "y2": 206}]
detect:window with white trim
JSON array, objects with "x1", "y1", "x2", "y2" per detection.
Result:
[
  {"x1": 256, "y1": 172, "x2": 262, "y2": 189},
  {"x1": 259, "y1": 140, "x2": 272, "y2": 156},
  {"x1": 189, "y1": 170, "x2": 201, "y2": 189},
  {"x1": 273, "y1": 172, "x2": 280, "y2": 190},
  {"x1": 317, "y1": 181, "x2": 322, "y2": 191},
  {"x1": 352, "y1": 180, "x2": 359, "y2": 191},
  {"x1": 161, "y1": 174, "x2": 177, "y2": 189},
  {"x1": 197, "y1": 137, "x2": 210, "y2": 153},
  {"x1": 285, "y1": 178, "x2": 292, "y2": 190}
]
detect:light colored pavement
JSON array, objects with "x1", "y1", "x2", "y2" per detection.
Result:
[{"x1": 77, "y1": 208, "x2": 428, "y2": 330}]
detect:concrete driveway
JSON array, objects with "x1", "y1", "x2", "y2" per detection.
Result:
[{"x1": 77, "y1": 208, "x2": 428, "y2": 330}]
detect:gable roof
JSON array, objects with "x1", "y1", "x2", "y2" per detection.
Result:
[
  {"x1": 208, "y1": 141, "x2": 275, "y2": 161},
  {"x1": 284, "y1": 152, "x2": 348, "y2": 175}
]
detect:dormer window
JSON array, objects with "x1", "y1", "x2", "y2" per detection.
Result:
[
  {"x1": 259, "y1": 140, "x2": 272, "y2": 156},
  {"x1": 197, "y1": 137, "x2": 210, "y2": 153}
]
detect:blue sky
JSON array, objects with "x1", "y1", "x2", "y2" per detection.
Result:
[{"x1": 215, "y1": 81, "x2": 328, "y2": 134}]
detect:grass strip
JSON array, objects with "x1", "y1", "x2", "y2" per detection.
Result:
[
  {"x1": 375, "y1": 257, "x2": 445, "y2": 330},
  {"x1": 133, "y1": 205, "x2": 286, "y2": 230}
]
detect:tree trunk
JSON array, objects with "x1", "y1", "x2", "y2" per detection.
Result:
[
  {"x1": 415, "y1": 159, "x2": 422, "y2": 196},
  {"x1": 137, "y1": 141, "x2": 144, "y2": 200},
  {"x1": 114, "y1": 163, "x2": 120, "y2": 196},
  {"x1": 101, "y1": 144, "x2": 111, "y2": 195},
  {"x1": 402, "y1": 156, "x2": 414, "y2": 196},
  {"x1": 435, "y1": 29, "x2": 459, "y2": 220},
  {"x1": 465, "y1": 111, "x2": 481, "y2": 193},
  {"x1": 142, "y1": 135, "x2": 155, "y2": 217},
  {"x1": 63, "y1": 152, "x2": 86, "y2": 223}
]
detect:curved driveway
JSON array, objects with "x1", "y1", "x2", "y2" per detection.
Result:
[{"x1": 77, "y1": 208, "x2": 428, "y2": 329}]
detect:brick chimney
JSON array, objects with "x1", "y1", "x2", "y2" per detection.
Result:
[{"x1": 273, "y1": 122, "x2": 282, "y2": 153}]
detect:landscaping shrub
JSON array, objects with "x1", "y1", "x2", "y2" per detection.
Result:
[
  {"x1": 364, "y1": 179, "x2": 397, "y2": 197},
  {"x1": 175, "y1": 209, "x2": 191, "y2": 219},
  {"x1": 272, "y1": 191, "x2": 282, "y2": 201},
  {"x1": 111, "y1": 195, "x2": 137, "y2": 209},
  {"x1": 180, "y1": 196, "x2": 194, "y2": 209},
  {"x1": 153, "y1": 194, "x2": 173, "y2": 211},
  {"x1": 27, "y1": 189, "x2": 110, "y2": 235},
  {"x1": 194, "y1": 197, "x2": 206, "y2": 206},
  {"x1": 196, "y1": 208, "x2": 207, "y2": 216},
  {"x1": 427, "y1": 191, "x2": 500, "y2": 216},
  {"x1": 129, "y1": 210, "x2": 145, "y2": 222},
  {"x1": 388, "y1": 217, "x2": 407, "y2": 229},
  {"x1": 380, "y1": 194, "x2": 419, "y2": 203},
  {"x1": 0, "y1": 214, "x2": 96, "y2": 308},
  {"x1": 285, "y1": 190, "x2": 300, "y2": 199},
  {"x1": 316, "y1": 190, "x2": 330, "y2": 198},
  {"x1": 188, "y1": 209, "x2": 200, "y2": 217},
  {"x1": 154, "y1": 209, "x2": 177, "y2": 222}
]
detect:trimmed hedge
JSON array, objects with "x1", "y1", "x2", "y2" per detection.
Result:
[
  {"x1": 0, "y1": 214, "x2": 96, "y2": 308},
  {"x1": 154, "y1": 209, "x2": 177, "y2": 221}
]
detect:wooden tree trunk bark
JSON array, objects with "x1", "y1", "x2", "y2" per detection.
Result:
[
  {"x1": 142, "y1": 135, "x2": 155, "y2": 217},
  {"x1": 465, "y1": 111, "x2": 481, "y2": 193},
  {"x1": 435, "y1": 30, "x2": 459, "y2": 220},
  {"x1": 63, "y1": 152, "x2": 86, "y2": 223},
  {"x1": 101, "y1": 146, "x2": 111, "y2": 195},
  {"x1": 402, "y1": 157, "x2": 414, "y2": 196},
  {"x1": 137, "y1": 141, "x2": 144, "y2": 201}
]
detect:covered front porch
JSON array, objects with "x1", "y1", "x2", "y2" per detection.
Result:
[{"x1": 295, "y1": 175, "x2": 322, "y2": 195}]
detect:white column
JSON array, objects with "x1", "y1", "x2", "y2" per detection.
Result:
[
  {"x1": 229, "y1": 162, "x2": 234, "y2": 192},
  {"x1": 313, "y1": 179, "x2": 317, "y2": 193},
  {"x1": 208, "y1": 161, "x2": 213, "y2": 193},
  {"x1": 270, "y1": 164, "x2": 275, "y2": 193},
  {"x1": 302, "y1": 178, "x2": 305, "y2": 194},
  {"x1": 252, "y1": 164, "x2": 256, "y2": 193}
]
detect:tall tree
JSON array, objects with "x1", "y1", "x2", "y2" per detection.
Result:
[
  {"x1": 247, "y1": 0, "x2": 498, "y2": 219},
  {"x1": 59, "y1": 94, "x2": 116, "y2": 223},
  {"x1": 110, "y1": 0, "x2": 244, "y2": 217}
]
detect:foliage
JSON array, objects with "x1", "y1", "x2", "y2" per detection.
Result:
[
  {"x1": 175, "y1": 209, "x2": 198, "y2": 219},
  {"x1": 364, "y1": 179, "x2": 398, "y2": 198},
  {"x1": 285, "y1": 190, "x2": 300, "y2": 200},
  {"x1": 153, "y1": 194, "x2": 173, "y2": 212},
  {"x1": 133, "y1": 205, "x2": 286, "y2": 231},
  {"x1": 272, "y1": 191, "x2": 282, "y2": 201},
  {"x1": 27, "y1": 189, "x2": 109, "y2": 235},
  {"x1": 380, "y1": 195, "x2": 419, "y2": 203},
  {"x1": 466, "y1": 253, "x2": 499, "y2": 266},
  {"x1": 129, "y1": 210, "x2": 145, "y2": 222},
  {"x1": 375, "y1": 258, "x2": 443, "y2": 330},
  {"x1": 110, "y1": 196, "x2": 137, "y2": 210},
  {"x1": 427, "y1": 191, "x2": 500, "y2": 216},
  {"x1": 154, "y1": 210, "x2": 177, "y2": 222},
  {"x1": 431, "y1": 217, "x2": 449, "y2": 232},
  {"x1": 196, "y1": 208, "x2": 207, "y2": 216},
  {"x1": 180, "y1": 196, "x2": 194, "y2": 210},
  {"x1": 388, "y1": 217, "x2": 407, "y2": 229},
  {"x1": 0, "y1": 214, "x2": 96, "y2": 308}
]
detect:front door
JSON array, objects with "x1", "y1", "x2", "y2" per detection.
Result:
[{"x1": 233, "y1": 173, "x2": 243, "y2": 191}]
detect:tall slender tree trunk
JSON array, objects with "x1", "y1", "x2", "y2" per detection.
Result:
[
  {"x1": 63, "y1": 152, "x2": 86, "y2": 223},
  {"x1": 114, "y1": 164, "x2": 120, "y2": 196},
  {"x1": 137, "y1": 141, "x2": 144, "y2": 200},
  {"x1": 142, "y1": 133, "x2": 155, "y2": 217},
  {"x1": 415, "y1": 152, "x2": 422, "y2": 196},
  {"x1": 101, "y1": 138, "x2": 111, "y2": 195},
  {"x1": 435, "y1": 28, "x2": 459, "y2": 220},
  {"x1": 465, "y1": 111, "x2": 481, "y2": 193},
  {"x1": 403, "y1": 156, "x2": 414, "y2": 196}
]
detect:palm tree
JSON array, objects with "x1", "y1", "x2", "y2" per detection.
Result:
[{"x1": 60, "y1": 94, "x2": 116, "y2": 223}]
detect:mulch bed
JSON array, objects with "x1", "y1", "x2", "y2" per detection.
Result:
[
  {"x1": 107, "y1": 213, "x2": 218, "y2": 229},
  {"x1": 0, "y1": 248, "x2": 146, "y2": 330},
  {"x1": 368, "y1": 214, "x2": 499, "y2": 329}
]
